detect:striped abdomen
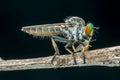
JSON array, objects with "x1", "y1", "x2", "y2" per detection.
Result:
[{"x1": 21, "y1": 23, "x2": 71, "y2": 37}]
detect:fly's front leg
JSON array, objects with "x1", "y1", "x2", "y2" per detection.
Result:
[
  {"x1": 81, "y1": 38, "x2": 91, "y2": 64},
  {"x1": 81, "y1": 46, "x2": 86, "y2": 64},
  {"x1": 65, "y1": 42, "x2": 77, "y2": 64},
  {"x1": 51, "y1": 38, "x2": 60, "y2": 64}
]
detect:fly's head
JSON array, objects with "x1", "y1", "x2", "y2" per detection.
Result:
[
  {"x1": 77, "y1": 23, "x2": 96, "y2": 50},
  {"x1": 82, "y1": 22, "x2": 99, "y2": 48}
]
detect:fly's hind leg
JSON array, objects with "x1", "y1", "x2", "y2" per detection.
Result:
[
  {"x1": 65, "y1": 42, "x2": 77, "y2": 64},
  {"x1": 51, "y1": 38, "x2": 60, "y2": 64}
]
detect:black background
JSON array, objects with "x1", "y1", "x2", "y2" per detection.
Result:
[{"x1": 0, "y1": 0, "x2": 120, "y2": 80}]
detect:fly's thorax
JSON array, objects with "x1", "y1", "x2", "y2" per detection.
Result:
[
  {"x1": 70, "y1": 26, "x2": 80, "y2": 41},
  {"x1": 78, "y1": 26, "x2": 86, "y2": 40},
  {"x1": 65, "y1": 16, "x2": 85, "y2": 27}
]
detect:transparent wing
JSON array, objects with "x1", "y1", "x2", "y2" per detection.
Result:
[{"x1": 21, "y1": 23, "x2": 72, "y2": 37}]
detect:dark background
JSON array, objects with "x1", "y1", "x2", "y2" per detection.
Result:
[{"x1": 0, "y1": 0, "x2": 120, "y2": 80}]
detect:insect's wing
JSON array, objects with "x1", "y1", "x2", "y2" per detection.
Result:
[{"x1": 21, "y1": 23, "x2": 71, "y2": 37}]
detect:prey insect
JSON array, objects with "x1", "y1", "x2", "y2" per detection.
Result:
[{"x1": 21, "y1": 16, "x2": 98, "y2": 64}]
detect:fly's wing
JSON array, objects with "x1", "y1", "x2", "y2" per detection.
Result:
[{"x1": 21, "y1": 23, "x2": 72, "y2": 37}]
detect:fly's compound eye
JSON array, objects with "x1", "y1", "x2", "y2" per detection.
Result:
[{"x1": 85, "y1": 23, "x2": 94, "y2": 36}]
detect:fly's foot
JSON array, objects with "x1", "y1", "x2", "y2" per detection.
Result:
[
  {"x1": 72, "y1": 52, "x2": 77, "y2": 65},
  {"x1": 51, "y1": 50, "x2": 60, "y2": 64},
  {"x1": 83, "y1": 53, "x2": 86, "y2": 64},
  {"x1": 51, "y1": 37, "x2": 60, "y2": 65}
]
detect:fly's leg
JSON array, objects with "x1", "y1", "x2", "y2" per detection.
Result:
[
  {"x1": 65, "y1": 42, "x2": 77, "y2": 64},
  {"x1": 51, "y1": 38, "x2": 60, "y2": 64},
  {"x1": 72, "y1": 42, "x2": 76, "y2": 53},
  {"x1": 81, "y1": 38, "x2": 91, "y2": 64},
  {"x1": 81, "y1": 46, "x2": 86, "y2": 64},
  {"x1": 65, "y1": 42, "x2": 73, "y2": 54},
  {"x1": 71, "y1": 42, "x2": 78, "y2": 64}
]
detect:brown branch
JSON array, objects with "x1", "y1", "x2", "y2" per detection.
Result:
[{"x1": 0, "y1": 46, "x2": 120, "y2": 71}]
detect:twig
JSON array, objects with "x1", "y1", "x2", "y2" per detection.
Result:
[{"x1": 0, "y1": 46, "x2": 120, "y2": 71}]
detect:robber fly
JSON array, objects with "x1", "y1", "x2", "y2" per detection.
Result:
[{"x1": 21, "y1": 16, "x2": 98, "y2": 64}]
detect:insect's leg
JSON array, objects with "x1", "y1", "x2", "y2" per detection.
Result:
[
  {"x1": 52, "y1": 36, "x2": 68, "y2": 43},
  {"x1": 81, "y1": 38, "x2": 91, "y2": 64},
  {"x1": 65, "y1": 43, "x2": 73, "y2": 54},
  {"x1": 81, "y1": 46, "x2": 86, "y2": 64},
  {"x1": 75, "y1": 44, "x2": 82, "y2": 53},
  {"x1": 51, "y1": 38, "x2": 60, "y2": 64},
  {"x1": 65, "y1": 42, "x2": 77, "y2": 64},
  {"x1": 72, "y1": 42, "x2": 76, "y2": 53},
  {"x1": 72, "y1": 51, "x2": 77, "y2": 64}
]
